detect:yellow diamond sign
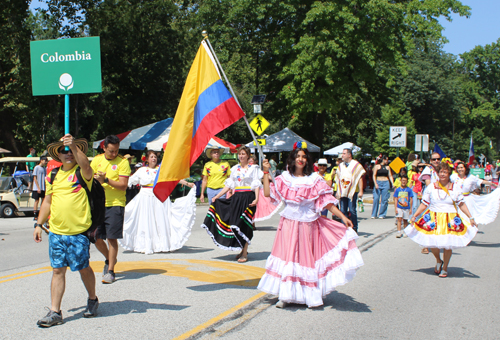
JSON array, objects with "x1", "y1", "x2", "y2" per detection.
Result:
[{"x1": 249, "y1": 114, "x2": 269, "y2": 135}]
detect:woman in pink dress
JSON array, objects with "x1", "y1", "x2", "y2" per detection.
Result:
[{"x1": 258, "y1": 143, "x2": 364, "y2": 308}]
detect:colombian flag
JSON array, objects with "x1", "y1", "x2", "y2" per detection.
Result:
[{"x1": 153, "y1": 40, "x2": 245, "y2": 202}]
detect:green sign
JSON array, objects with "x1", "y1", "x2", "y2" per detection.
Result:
[
  {"x1": 30, "y1": 37, "x2": 102, "y2": 96},
  {"x1": 469, "y1": 168, "x2": 484, "y2": 179}
]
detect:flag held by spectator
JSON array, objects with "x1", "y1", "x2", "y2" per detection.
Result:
[
  {"x1": 468, "y1": 135, "x2": 475, "y2": 165},
  {"x1": 433, "y1": 143, "x2": 446, "y2": 159},
  {"x1": 153, "y1": 40, "x2": 245, "y2": 202}
]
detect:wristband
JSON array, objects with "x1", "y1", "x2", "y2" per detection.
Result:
[
  {"x1": 263, "y1": 171, "x2": 269, "y2": 174},
  {"x1": 34, "y1": 223, "x2": 43, "y2": 228},
  {"x1": 104, "y1": 177, "x2": 109, "y2": 184}
]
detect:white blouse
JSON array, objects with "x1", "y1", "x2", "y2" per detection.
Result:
[
  {"x1": 454, "y1": 175, "x2": 483, "y2": 195},
  {"x1": 422, "y1": 183, "x2": 464, "y2": 213},
  {"x1": 128, "y1": 167, "x2": 158, "y2": 187},
  {"x1": 274, "y1": 172, "x2": 337, "y2": 223},
  {"x1": 224, "y1": 164, "x2": 263, "y2": 190}
]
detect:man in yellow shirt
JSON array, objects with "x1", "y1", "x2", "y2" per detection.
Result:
[
  {"x1": 200, "y1": 147, "x2": 231, "y2": 203},
  {"x1": 91, "y1": 135, "x2": 130, "y2": 284},
  {"x1": 34, "y1": 135, "x2": 98, "y2": 327}
]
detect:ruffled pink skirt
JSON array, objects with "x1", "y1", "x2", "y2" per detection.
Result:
[{"x1": 257, "y1": 216, "x2": 363, "y2": 307}]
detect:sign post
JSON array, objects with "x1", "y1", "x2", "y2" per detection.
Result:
[
  {"x1": 389, "y1": 126, "x2": 407, "y2": 157},
  {"x1": 415, "y1": 134, "x2": 429, "y2": 160},
  {"x1": 30, "y1": 37, "x2": 102, "y2": 147},
  {"x1": 249, "y1": 113, "x2": 270, "y2": 165}
]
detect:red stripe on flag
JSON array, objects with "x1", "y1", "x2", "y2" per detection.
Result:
[{"x1": 190, "y1": 98, "x2": 244, "y2": 164}]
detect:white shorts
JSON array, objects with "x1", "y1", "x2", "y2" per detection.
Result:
[{"x1": 396, "y1": 209, "x2": 411, "y2": 220}]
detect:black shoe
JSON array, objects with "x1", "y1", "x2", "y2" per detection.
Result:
[{"x1": 83, "y1": 297, "x2": 99, "y2": 318}]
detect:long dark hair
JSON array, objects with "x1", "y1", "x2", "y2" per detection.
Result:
[{"x1": 286, "y1": 148, "x2": 314, "y2": 176}]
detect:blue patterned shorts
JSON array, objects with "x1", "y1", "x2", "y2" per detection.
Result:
[{"x1": 49, "y1": 232, "x2": 90, "y2": 271}]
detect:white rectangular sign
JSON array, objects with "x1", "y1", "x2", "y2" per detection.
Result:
[
  {"x1": 389, "y1": 126, "x2": 406, "y2": 147},
  {"x1": 415, "y1": 134, "x2": 429, "y2": 152}
]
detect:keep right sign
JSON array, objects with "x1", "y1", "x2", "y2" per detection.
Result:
[{"x1": 389, "y1": 126, "x2": 406, "y2": 147}]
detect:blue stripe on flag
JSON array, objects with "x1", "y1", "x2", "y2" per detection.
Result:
[
  {"x1": 192, "y1": 80, "x2": 232, "y2": 137},
  {"x1": 130, "y1": 118, "x2": 173, "y2": 150}
]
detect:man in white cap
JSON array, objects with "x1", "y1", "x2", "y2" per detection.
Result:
[{"x1": 335, "y1": 148, "x2": 365, "y2": 233}]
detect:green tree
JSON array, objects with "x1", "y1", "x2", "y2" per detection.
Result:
[{"x1": 0, "y1": 0, "x2": 33, "y2": 155}]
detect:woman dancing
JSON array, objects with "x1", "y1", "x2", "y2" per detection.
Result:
[
  {"x1": 406, "y1": 162, "x2": 478, "y2": 278},
  {"x1": 258, "y1": 143, "x2": 364, "y2": 308},
  {"x1": 119, "y1": 151, "x2": 196, "y2": 254},
  {"x1": 454, "y1": 161, "x2": 499, "y2": 225},
  {"x1": 201, "y1": 146, "x2": 262, "y2": 263}
]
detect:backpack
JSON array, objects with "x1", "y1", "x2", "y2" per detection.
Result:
[{"x1": 50, "y1": 166, "x2": 105, "y2": 243}]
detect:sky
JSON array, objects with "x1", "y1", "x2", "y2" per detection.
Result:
[
  {"x1": 30, "y1": 0, "x2": 498, "y2": 57},
  {"x1": 438, "y1": 0, "x2": 500, "y2": 56}
]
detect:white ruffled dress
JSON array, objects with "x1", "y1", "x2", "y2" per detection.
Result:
[
  {"x1": 257, "y1": 171, "x2": 364, "y2": 307},
  {"x1": 454, "y1": 175, "x2": 500, "y2": 225},
  {"x1": 119, "y1": 166, "x2": 197, "y2": 254}
]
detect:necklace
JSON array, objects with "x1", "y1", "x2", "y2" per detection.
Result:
[{"x1": 436, "y1": 182, "x2": 451, "y2": 200}]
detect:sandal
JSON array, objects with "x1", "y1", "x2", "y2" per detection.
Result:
[
  {"x1": 439, "y1": 270, "x2": 448, "y2": 278},
  {"x1": 421, "y1": 248, "x2": 429, "y2": 254},
  {"x1": 237, "y1": 256, "x2": 248, "y2": 263},
  {"x1": 434, "y1": 261, "x2": 443, "y2": 275},
  {"x1": 235, "y1": 253, "x2": 242, "y2": 260}
]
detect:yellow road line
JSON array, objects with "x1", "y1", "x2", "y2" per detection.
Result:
[
  {"x1": 0, "y1": 268, "x2": 52, "y2": 284},
  {"x1": 173, "y1": 292, "x2": 267, "y2": 340}
]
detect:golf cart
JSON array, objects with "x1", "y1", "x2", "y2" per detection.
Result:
[{"x1": 0, "y1": 170, "x2": 35, "y2": 217}]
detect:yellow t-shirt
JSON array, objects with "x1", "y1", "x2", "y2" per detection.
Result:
[
  {"x1": 202, "y1": 161, "x2": 231, "y2": 189},
  {"x1": 394, "y1": 178, "x2": 401, "y2": 188},
  {"x1": 331, "y1": 168, "x2": 338, "y2": 191},
  {"x1": 91, "y1": 154, "x2": 131, "y2": 207},
  {"x1": 317, "y1": 171, "x2": 332, "y2": 182},
  {"x1": 45, "y1": 165, "x2": 92, "y2": 235}
]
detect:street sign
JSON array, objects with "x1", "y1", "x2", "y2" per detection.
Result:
[
  {"x1": 389, "y1": 126, "x2": 406, "y2": 147},
  {"x1": 415, "y1": 134, "x2": 429, "y2": 152},
  {"x1": 249, "y1": 114, "x2": 269, "y2": 135},
  {"x1": 30, "y1": 37, "x2": 102, "y2": 96},
  {"x1": 389, "y1": 157, "x2": 406, "y2": 174},
  {"x1": 252, "y1": 139, "x2": 266, "y2": 146}
]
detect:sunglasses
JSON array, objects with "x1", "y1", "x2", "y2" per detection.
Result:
[
  {"x1": 431, "y1": 158, "x2": 441, "y2": 161},
  {"x1": 58, "y1": 148, "x2": 73, "y2": 154},
  {"x1": 318, "y1": 164, "x2": 327, "y2": 166}
]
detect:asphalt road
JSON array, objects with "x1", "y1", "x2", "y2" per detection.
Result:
[{"x1": 1, "y1": 200, "x2": 500, "y2": 339}]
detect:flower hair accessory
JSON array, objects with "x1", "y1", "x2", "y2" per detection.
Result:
[
  {"x1": 293, "y1": 141, "x2": 308, "y2": 150},
  {"x1": 441, "y1": 157, "x2": 453, "y2": 168}
]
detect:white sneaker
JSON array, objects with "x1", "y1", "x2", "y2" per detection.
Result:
[{"x1": 276, "y1": 301, "x2": 288, "y2": 308}]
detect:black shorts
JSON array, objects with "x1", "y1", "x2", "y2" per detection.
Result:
[
  {"x1": 32, "y1": 191, "x2": 45, "y2": 200},
  {"x1": 97, "y1": 206, "x2": 125, "y2": 240}
]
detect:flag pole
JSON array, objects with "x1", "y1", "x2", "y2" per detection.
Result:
[{"x1": 203, "y1": 35, "x2": 268, "y2": 170}]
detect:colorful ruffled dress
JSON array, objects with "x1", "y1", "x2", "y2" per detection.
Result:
[
  {"x1": 202, "y1": 164, "x2": 263, "y2": 251},
  {"x1": 257, "y1": 171, "x2": 364, "y2": 308},
  {"x1": 119, "y1": 166, "x2": 197, "y2": 254},
  {"x1": 405, "y1": 183, "x2": 477, "y2": 249},
  {"x1": 454, "y1": 175, "x2": 500, "y2": 225}
]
